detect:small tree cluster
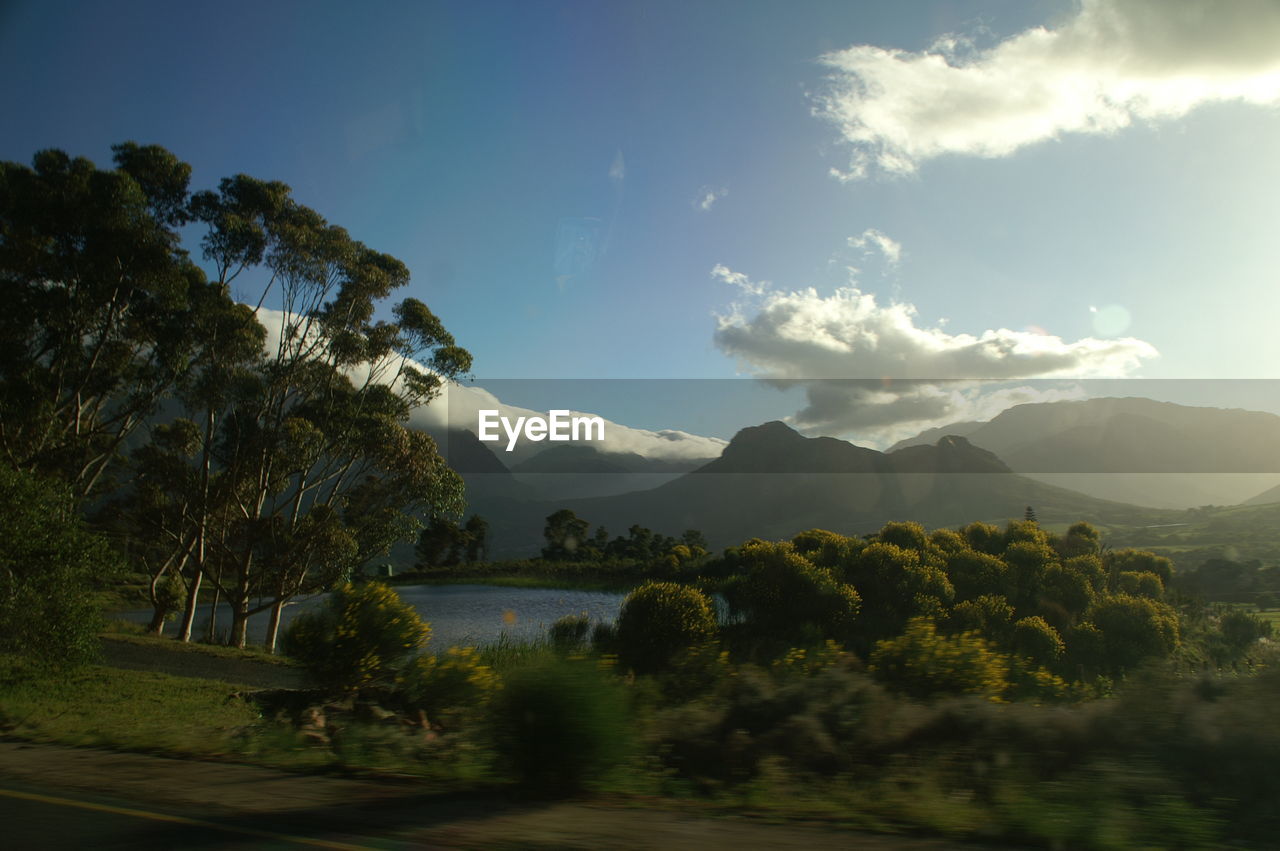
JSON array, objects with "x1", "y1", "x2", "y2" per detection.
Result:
[
  {"x1": 540, "y1": 509, "x2": 707, "y2": 566},
  {"x1": 414, "y1": 514, "x2": 488, "y2": 568}
]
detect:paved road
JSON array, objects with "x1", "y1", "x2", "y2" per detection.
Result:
[{"x1": 0, "y1": 742, "x2": 995, "y2": 850}]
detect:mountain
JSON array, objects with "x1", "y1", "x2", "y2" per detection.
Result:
[
  {"x1": 506, "y1": 444, "x2": 714, "y2": 500},
  {"x1": 475, "y1": 421, "x2": 1157, "y2": 556},
  {"x1": 1243, "y1": 481, "x2": 1280, "y2": 506},
  {"x1": 887, "y1": 397, "x2": 1280, "y2": 509}
]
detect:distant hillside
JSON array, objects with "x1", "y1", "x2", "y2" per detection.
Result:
[
  {"x1": 1243, "y1": 481, "x2": 1280, "y2": 506},
  {"x1": 887, "y1": 397, "x2": 1280, "y2": 509},
  {"x1": 505, "y1": 443, "x2": 711, "y2": 501},
  {"x1": 475, "y1": 421, "x2": 1160, "y2": 556}
]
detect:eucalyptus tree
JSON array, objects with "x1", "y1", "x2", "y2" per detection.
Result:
[
  {"x1": 176, "y1": 177, "x2": 471, "y2": 650},
  {"x1": 0, "y1": 144, "x2": 212, "y2": 499}
]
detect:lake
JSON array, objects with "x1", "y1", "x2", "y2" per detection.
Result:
[{"x1": 117, "y1": 584, "x2": 628, "y2": 650}]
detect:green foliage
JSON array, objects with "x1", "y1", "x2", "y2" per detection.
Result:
[
  {"x1": 962, "y1": 521, "x2": 1005, "y2": 555},
  {"x1": 548, "y1": 612, "x2": 592, "y2": 652},
  {"x1": 1086, "y1": 594, "x2": 1180, "y2": 675},
  {"x1": 946, "y1": 594, "x2": 1015, "y2": 641},
  {"x1": 876, "y1": 520, "x2": 929, "y2": 553},
  {"x1": 282, "y1": 581, "x2": 430, "y2": 691},
  {"x1": 945, "y1": 549, "x2": 1009, "y2": 600},
  {"x1": 542, "y1": 509, "x2": 591, "y2": 561},
  {"x1": 870, "y1": 617, "x2": 1010, "y2": 701},
  {"x1": 1117, "y1": 570, "x2": 1165, "y2": 599},
  {"x1": 1011, "y1": 615, "x2": 1065, "y2": 666},
  {"x1": 487, "y1": 656, "x2": 634, "y2": 794},
  {"x1": 616, "y1": 581, "x2": 717, "y2": 673},
  {"x1": 0, "y1": 145, "x2": 208, "y2": 497},
  {"x1": 398, "y1": 645, "x2": 500, "y2": 725},
  {"x1": 845, "y1": 541, "x2": 951, "y2": 648},
  {"x1": 1218, "y1": 608, "x2": 1273, "y2": 652},
  {"x1": 1109, "y1": 548, "x2": 1174, "y2": 586},
  {"x1": 723, "y1": 540, "x2": 861, "y2": 646},
  {"x1": 1057, "y1": 521, "x2": 1101, "y2": 557},
  {"x1": 0, "y1": 466, "x2": 117, "y2": 667}
]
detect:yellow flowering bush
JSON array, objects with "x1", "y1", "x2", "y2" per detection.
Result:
[
  {"x1": 399, "y1": 645, "x2": 500, "y2": 723},
  {"x1": 869, "y1": 616, "x2": 1010, "y2": 701},
  {"x1": 282, "y1": 581, "x2": 431, "y2": 692}
]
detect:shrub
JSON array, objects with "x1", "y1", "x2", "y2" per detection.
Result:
[
  {"x1": 1086, "y1": 594, "x2": 1180, "y2": 675},
  {"x1": 488, "y1": 656, "x2": 634, "y2": 793},
  {"x1": 282, "y1": 581, "x2": 430, "y2": 691},
  {"x1": 725, "y1": 542, "x2": 862, "y2": 646},
  {"x1": 616, "y1": 581, "x2": 717, "y2": 673},
  {"x1": 399, "y1": 645, "x2": 500, "y2": 725},
  {"x1": 0, "y1": 465, "x2": 118, "y2": 667},
  {"x1": 1012, "y1": 615, "x2": 1065, "y2": 666},
  {"x1": 870, "y1": 617, "x2": 1010, "y2": 701},
  {"x1": 946, "y1": 595, "x2": 1015, "y2": 641},
  {"x1": 548, "y1": 612, "x2": 591, "y2": 652},
  {"x1": 1117, "y1": 570, "x2": 1164, "y2": 599}
]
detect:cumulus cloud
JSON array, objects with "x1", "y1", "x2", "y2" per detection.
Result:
[
  {"x1": 694, "y1": 185, "x2": 727, "y2": 211},
  {"x1": 815, "y1": 0, "x2": 1280, "y2": 179},
  {"x1": 711, "y1": 268, "x2": 1158, "y2": 443}
]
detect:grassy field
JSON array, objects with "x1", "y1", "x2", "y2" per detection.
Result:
[
  {"x1": 99, "y1": 626, "x2": 301, "y2": 667},
  {"x1": 0, "y1": 659, "x2": 263, "y2": 757}
]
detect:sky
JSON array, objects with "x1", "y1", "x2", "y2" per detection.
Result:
[{"x1": 4, "y1": 0, "x2": 1280, "y2": 448}]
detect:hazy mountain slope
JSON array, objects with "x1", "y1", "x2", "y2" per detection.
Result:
[
  {"x1": 474, "y1": 421, "x2": 1158, "y2": 556},
  {"x1": 887, "y1": 397, "x2": 1280, "y2": 509}
]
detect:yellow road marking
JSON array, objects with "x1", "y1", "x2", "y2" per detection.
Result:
[{"x1": 0, "y1": 786, "x2": 375, "y2": 850}]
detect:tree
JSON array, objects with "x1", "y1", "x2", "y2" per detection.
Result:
[
  {"x1": 169, "y1": 169, "x2": 469, "y2": 650},
  {"x1": 542, "y1": 509, "x2": 590, "y2": 560},
  {"x1": 0, "y1": 145, "x2": 214, "y2": 499},
  {"x1": 463, "y1": 514, "x2": 489, "y2": 562},
  {"x1": 416, "y1": 517, "x2": 465, "y2": 568}
]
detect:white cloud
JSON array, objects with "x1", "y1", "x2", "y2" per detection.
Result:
[
  {"x1": 253, "y1": 307, "x2": 726, "y2": 464},
  {"x1": 609, "y1": 150, "x2": 626, "y2": 183},
  {"x1": 711, "y1": 267, "x2": 1158, "y2": 443},
  {"x1": 848, "y1": 228, "x2": 902, "y2": 267},
  {"x1": 694, "y1": 185, "x2": 727, "y2": 211},
  {"x1": 710, "y1": 263, "x2": 767, "y2": 297},
  {"x1": 424, "y1": 383, "x2": 727, "y2": 464},
  {"x1": 816, "y1": 0, "x2": 1280, "y2": 178}
]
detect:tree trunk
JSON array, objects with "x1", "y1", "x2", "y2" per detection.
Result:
[
  {"x1": 146, "y1": 606, "x2": 167, "y2": 637},
  {"x1": 204, "y1": 573, "x2": 222, "y2": 644},
  {"x1": 264, "y1": 599, "x2": 285, "y2": 655},
  {"x1": 230, "y1": 602, "x2": 250, "y2": 649},
  {"x1": 177, "y1": 562, "x2": 203, "y2": 642}
]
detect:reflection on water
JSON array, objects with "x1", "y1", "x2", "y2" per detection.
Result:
[{"x1": 118, "y1": 584, "x2": 627, "y2": 650}]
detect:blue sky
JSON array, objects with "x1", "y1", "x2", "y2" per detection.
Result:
[{"x1": 4, "y1": 0, "x2": 1280, "y2": 444}]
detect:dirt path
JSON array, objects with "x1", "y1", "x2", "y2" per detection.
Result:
[{"x1": 0, "y1": 742, "x2": 1001, "y2": 849}]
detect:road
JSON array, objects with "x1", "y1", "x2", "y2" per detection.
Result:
[{"x1": 0, "y1": 742, "x2": 993, "y2": 850}]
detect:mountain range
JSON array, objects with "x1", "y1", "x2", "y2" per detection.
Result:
[
  {"x1": 461, "y1": 420, "x2": 1158, "y2": 557},
  {"x1": 886, "y1": 397, "x2": 1280, "y2": 509}
]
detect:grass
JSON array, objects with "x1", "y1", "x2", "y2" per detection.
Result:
[
  {"x1": 0, "y1": 658, "x2": 261, "y2": 758},
  {"x1": 100, "y1": 628, "x2": 301, "y2": 667}
]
